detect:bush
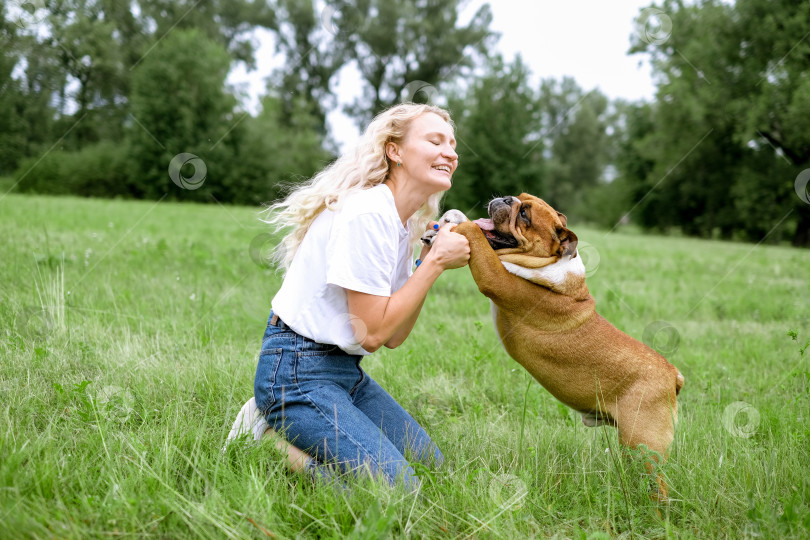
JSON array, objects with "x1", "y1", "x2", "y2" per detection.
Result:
[{"x1": 13, "y1": 140, "x2": 135, "y2": 198}]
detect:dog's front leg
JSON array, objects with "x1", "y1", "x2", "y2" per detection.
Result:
[{"x1": 452, "y1": 221, "x2": 535, "y2": 308}]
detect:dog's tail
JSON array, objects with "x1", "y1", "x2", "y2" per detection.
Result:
[{"x1": 675, "y1": 370, "x2": 685, "y2": 396}]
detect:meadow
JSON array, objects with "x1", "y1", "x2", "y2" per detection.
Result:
[{"x1": 1, "y1": 193, "x2": 808, "y2": 539}]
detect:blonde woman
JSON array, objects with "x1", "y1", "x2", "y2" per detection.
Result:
[{"x1": 226, "y1": 103, "x2": 469, "y2": 491}]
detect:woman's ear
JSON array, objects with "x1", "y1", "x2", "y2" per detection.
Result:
[{"x1": 385, "y1": 141, "x2": 401, "y2": 164}]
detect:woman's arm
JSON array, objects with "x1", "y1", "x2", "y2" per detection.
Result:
[
  {"x1": 381, "y1": 239, "x2": 433, "y2": 348},
  {"x1": 346, "y1": 223, "x2": 468, "y2": 353}
]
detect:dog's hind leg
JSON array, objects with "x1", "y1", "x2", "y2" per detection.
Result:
[{"x1": 615, "y1": 391, "x2": 678, "y2": 502}]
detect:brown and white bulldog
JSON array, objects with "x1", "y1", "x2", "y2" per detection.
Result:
[{"x1": 439, "y1": 194, "x2": 684, "y2": 501}]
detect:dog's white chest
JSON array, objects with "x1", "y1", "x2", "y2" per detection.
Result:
[{"x1": 501, "y1": 251, "x2": 585, "y2": 286}]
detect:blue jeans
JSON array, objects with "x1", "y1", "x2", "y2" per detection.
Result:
[{"x1": 253, "y1": 312, "x2": 443, "y2": 490}]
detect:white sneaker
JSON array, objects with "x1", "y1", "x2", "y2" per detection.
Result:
[{"x1": 222, "y1": 397, "x2": 269, "y2": 452}]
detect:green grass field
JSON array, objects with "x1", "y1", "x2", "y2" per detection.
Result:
[{"x1": 1, "y1": 193, "x2": 808, "y2": 539}]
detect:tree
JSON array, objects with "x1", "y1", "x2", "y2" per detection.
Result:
[
  {"x1": 443, "y1": 55, "x2": 543, "y2": 217},
  {"x1": 630, "y1": 0, "x2": 810, "y2": 245},
  {"x1": 219, "y1": 94, "x2": 333, "y2": 206},
  {"x1": 263, "y1": 0, "x2": 351, "y2": 141},
  {"x1": 128, "y1": 28, "x2": 236, "y2": 200},
  {"x1": 1, "y1": 1, "x2": 61, "y2": 174},
  {"x1": 134, "y1": 0, "x2": 276, "y2": 67},
  {"x1": 330, "y1": 0, "x2": 496, "y2": 126},
  {"x1": 538, "y1": 77, "x2": 610, "y2": 221},
  {"x1": 47, "y1": 0, "x2": 127, "y2": 146},
  {"x1": 734, "y1": 0, "x2": 810, "y2": 246},
  {"x1": 4, "y1": 0, "x2": 277, "y2": 153},
  {"x1": 0, "y1": 4, "x2": 28, "y2": 175}
]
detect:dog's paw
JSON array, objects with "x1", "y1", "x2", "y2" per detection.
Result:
[{"x1": 420, "y1": 209, "x2": 469, "y2": 246}]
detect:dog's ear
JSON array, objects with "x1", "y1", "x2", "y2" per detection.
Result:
[
  {"x1": 558, "y1": 227, "x2": 578, "y2": 258},
  {"x1": 556, "y1": 212, "x2": 568, "y2": 227}
]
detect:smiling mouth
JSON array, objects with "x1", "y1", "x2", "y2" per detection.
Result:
[{"x1": 432, "y1": 165, "x2": 452, "y2": 175}]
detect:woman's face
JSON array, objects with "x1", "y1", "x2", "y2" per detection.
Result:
[{"x1": 394, "y1": 112, "x2": 458, "y2": 193}]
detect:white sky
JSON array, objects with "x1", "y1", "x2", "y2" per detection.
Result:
[{"x1": 227, "y1": 0, "x2": 659, "y2": 151}]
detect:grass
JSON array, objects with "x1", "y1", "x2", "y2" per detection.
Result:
[{"x1": 1, "y1": 192, "x2": 808, "y2": 539}]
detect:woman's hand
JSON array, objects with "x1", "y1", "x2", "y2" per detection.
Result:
[
  {"x1": 345, "y1": 223, "x2": 469, "y2": 352},
  {"x1": 423, "y1": 222, "x2": 469, "y2": 270}
]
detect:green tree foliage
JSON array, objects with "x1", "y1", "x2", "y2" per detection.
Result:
[
  {"x1": 735, "y1": 0, "x2": 810, "y2": 166},
  {"x1": 593, "y1": 100, "x2": 657, "y2": 231},
  {"x1": 15, "y1": 27, "x2": 330, "y2": 205},
  {"x1": 13, "y1": 141, "x2": 134, "y2": 197},
  {"x1": 47, "y1": 0, "x2": 128, "y2": 146},
  {"x1": 5, "y1": 2, "x2": 329, "y2": 204},
  {"x1": 625, "y1": 0, "x2": 809, "y2": 245},
  {"x1": 538, "y1": 77, "x2": 611, "y2": 221},
  {"x1": 128, "y1": 28, "x2": 237, "y2": 201},
  {"x1": 331, "y1": 0, "x2": 496, "y2": 126},
  {"x1": 734, "y1": 0, "x2": 810, "y2": 246},
  {"x1": 444, "y1": 59, "x2": 613, "y2": 224},
  {"x1": 135, "y1": 0, "x2": 276, "y2": 66},
  {"x1": 443, "y1": 55, "x2": 542, "y2": 218},
  {"x1": 264, "y1": 0, "x2": 351, "y2": 139},
  {"x1": 221, "y1": 94, "x2": 333, "y2": 206},
  {"x1": 0, "y1": 1, "x2": 60, "y2": 175},
  {"x1": 4, "y1": 0, "x2": 276, "y2": 155},
  {"x1": 0, "y1": 6, "x2": 28, "y2": 175}
]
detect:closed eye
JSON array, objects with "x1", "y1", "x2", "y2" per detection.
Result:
[{"x1": 426, "y1": 131, "x2": 457, "y2": 149}]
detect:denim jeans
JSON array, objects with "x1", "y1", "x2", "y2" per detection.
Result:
[{"x1": 253, "y1": 312, "x2": 443, "y2": 490}]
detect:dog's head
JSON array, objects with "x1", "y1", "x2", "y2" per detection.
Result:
[{"x1": 474, "y1": 193, "x2": 578, "y2": 268}]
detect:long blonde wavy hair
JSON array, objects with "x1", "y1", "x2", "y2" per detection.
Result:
[{"x1": 261, "y1": 103, "x2": 455, "y2": 272}]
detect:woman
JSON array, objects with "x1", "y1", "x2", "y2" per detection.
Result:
[{"x1": 226, "y1": 103, "x2": 469, "y2": 491}]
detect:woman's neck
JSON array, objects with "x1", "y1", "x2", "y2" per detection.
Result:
[{"x1": 383, "y1": 178, "x2": 428, "y2": 227}]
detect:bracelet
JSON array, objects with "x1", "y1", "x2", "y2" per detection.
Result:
[{"x1": 415, "y1": 258, "x2": 422, "y2": 268}]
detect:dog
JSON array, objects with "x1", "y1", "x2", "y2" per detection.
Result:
[{"x1": 431, "y1": 194, "x2": 684, "y2": 501}]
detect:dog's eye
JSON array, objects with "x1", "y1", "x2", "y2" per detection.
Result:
[{"x1": 519, "y1": 206, "x2": 530, "y2": 222}]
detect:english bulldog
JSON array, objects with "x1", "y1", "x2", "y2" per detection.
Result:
[{"x1": 431, "y1": 194, "x2": 684, "y2": 501}]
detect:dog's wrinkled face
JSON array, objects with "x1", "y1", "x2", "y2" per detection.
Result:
[{"x1": 474, "y1": 193, "x2": 578, "y2": 259}]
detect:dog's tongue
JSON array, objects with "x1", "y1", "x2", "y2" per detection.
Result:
[{"x1": 473, "y1": 218, "x2": 495, "y2": 231}]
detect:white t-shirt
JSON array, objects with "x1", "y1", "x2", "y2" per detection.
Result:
[{"x1": 271, "y1": 184, "x2": 413, "y2": 355}]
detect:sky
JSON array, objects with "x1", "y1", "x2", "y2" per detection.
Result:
[{"x1": 226, "y1": 0, "x2": 660, "y2": 151}]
